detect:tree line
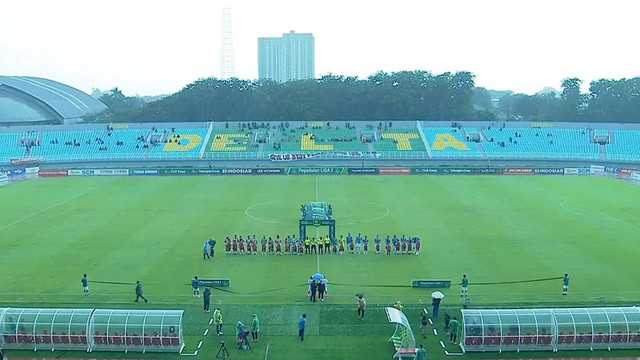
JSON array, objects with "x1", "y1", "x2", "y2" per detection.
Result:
[{"x1": 84, "y1": 72, "x2": 640, "y2": 123}]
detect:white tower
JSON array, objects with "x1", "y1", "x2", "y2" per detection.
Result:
[{"x1": 220, "y1": 8, "x2": 235, "y2": 79}]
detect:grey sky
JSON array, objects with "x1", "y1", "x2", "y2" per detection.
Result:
[{"x1": 1, "y1": 0, "x2": 637, "y2": 96}]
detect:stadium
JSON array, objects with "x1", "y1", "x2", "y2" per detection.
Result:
[{"x1": 1, "y1": 78, "x2": 640, "y2": 360}]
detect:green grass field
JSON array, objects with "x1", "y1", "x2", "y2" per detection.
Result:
[{"x1": 1, "y1": 175, "x2": 639, "y2": 360}]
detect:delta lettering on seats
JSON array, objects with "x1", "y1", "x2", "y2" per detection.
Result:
[
  {"x1": 210, "y1": 134, "x2": 249, "y2": 151},
  {"x1": 164, "y1": 134, "x2": 202, "y2": 151},
  {"x1": 301, "y1": 134, "x2": 333, "y2": 151},
  {"x1": 431, "y1": 133, "x2": 468, "y2": 150}
]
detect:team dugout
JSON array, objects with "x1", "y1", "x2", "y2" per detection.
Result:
[
  {"x1": 0, "y1": 307, "x2": 184, "y2": 353},
  {"x1": 461, "y1": 307, "x2": 640, "y2": 353}
]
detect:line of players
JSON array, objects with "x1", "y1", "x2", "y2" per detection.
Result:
[{"x1": 224, "y1": 233, "x2": 421, "y2": 255}]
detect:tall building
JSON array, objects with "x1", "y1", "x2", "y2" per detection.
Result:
[
  {"x1": 220, "y1": 8, "x2": 235, "y2": 79},
  {"x1": 258, "y1": 31, "x2": 314, "y2": 83}
]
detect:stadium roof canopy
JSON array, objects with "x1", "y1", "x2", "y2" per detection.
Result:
[{"x1": 0, "y1": 76, "x2": 107, "y2": 125}]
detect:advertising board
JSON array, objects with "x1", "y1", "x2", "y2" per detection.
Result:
[
  {"x1": 378, "y1": 167, "x2": 410, "y2": 175},
  {"x1": 131, "y1": 169, "x2": 160, "y2": 175},
  {"x1": 504, "y1": 168, "x2": 534, "y2": 175},
  {"x1": 38, "y1": 169, "x2": 68, "y2": 177},
  {"x1": 534, "y1": 168, "x2": 565, "y2": 175},
  {"x1": 285, "y1": 167, "x2": 345, "y2": 175},
  {"x1": 348, "y1": 168, "x2": 379, "y2": 174}
]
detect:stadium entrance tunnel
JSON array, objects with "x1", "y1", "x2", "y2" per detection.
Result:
[
  {"x1": 461, "y1": 307, "x2": 640, "y2": 353},
  {"x1": 0, "y1": 308, "x2": 184, "y2": 353}
]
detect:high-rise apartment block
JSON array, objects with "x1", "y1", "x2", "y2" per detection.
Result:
[{"x1": 258, "y1": 31, "x2": 315, "y2": 83}]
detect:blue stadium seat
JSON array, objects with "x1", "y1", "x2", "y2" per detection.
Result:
[
  {"x1": 482, "y1": 128, "x2": 599, "y2": 159},
  {"x1": 606, "y1": 130, "x2": 640, "y2": 161},
  {"x1": 0, "y1": 133, "x2": 25, "y2": 164}
]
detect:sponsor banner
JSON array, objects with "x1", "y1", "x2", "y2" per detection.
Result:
[
  {"x1": 604, "y1": 165, "x2": 620, "y2": 173},
  {"x1": 38, "y1": 169, "x2": 68, "y2": 177},
  {"x1": 10, "y1": 157, "x2": 43, "y2": 165},
  {"x1": 191, "y1": 169, "x2": 223, "y2": 175},
  {"x1": 9, "y1": 168, "x2": 25, "y2": 176},
  {"x1": 25, "y1": 167, "x2": 39, "y2": 174},
  {"x1": 131, "y1": 169, "x2": 159, "y2": 176},
  {"x1": 348, "y1": 167, "x2": 379, "y2": 174},
  {"x1": 442, "y1": 168, "x2": 473, "y2": 174},
  {"x1": 564, "y1": 168, "x2": 578, "y2": 175},
  {"x1": 619, "y1": 168, "x2": 634, "y2": 179},
  {"x1": 411, "y1": 279, "x2": 452, "y2": 289},
  {"x1": 472, "y1": 168, "x2": 503, "y2": 174},
  {"x1": 285, "y1": 167, "x2": 346, "y2": 175},
  {"x1": 269, "y1": 153, "x2": 322, "y2": 162},
  {"x1": 0, "y1": 174, "x2": 8, "y2": 186},
  {"x1": 379, "y1": 167, "x2": 411, "y2": 175},
  {"x1": 590, "y1": 165, "x2": 605, "y2": 174},
  {"x1": 197, "y1": 278, "x2": 230, "y2": 288},
  {"x1": 631, "y1": 172, "x2": 640, "y2": 181},
  {"x1": 534, "y1": 168, "x2": 565, "y2": 175},
  {"x1": 161, "y1": 168, "x2": 189, "y2": 175},
  {"x1": 504, "y1": 168, "x2": 534, "y2": 175},
  {"x1": 255, "y1": 168, "x2": 283, "y2": 175},
  {"x1": 69, "y1": 169, "x2": 129, "y2": 176},
  {"x1": 412, "y1": 167, "x2": 442, "y2": 174},
  {"x1": 221, "y1": 168, "x2": 254, "y2": 175}
]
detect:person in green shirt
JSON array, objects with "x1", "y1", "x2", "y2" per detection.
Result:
[
  {"x1": 449, "y1": 316, "x2": 460, "y2": 344},
  {"x1": 251, "y1": 314, "x2": 260, "y2": 342},
  {"x1": 416, "y1": 344, "x2": 426, "y2": 360}
]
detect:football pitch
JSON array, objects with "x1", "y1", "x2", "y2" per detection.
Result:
[{"x1": 1, "y1": 174, "x2": 639, "y2": 360}]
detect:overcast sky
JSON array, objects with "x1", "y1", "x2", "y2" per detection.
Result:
[{"x1": 1, "y1": 0, "x2": 637, "y2": 96}]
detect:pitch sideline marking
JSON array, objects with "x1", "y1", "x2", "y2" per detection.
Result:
[
  {"x1": 315, "y1": 176, "x2": 320, "y2": 273},
  {"x1": 560, "y1": 199, "x2": 638, "y2": 228},
  {"x1": 0, "y1": 189, "x2": 95, "y2": 231},
  {"x1": 264, "y1": 341, "x2": 270, "y2": 360}
]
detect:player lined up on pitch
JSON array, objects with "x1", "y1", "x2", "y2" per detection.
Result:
[{"x1": 222, "y1": 234, "x2": 421, "y2": 255}]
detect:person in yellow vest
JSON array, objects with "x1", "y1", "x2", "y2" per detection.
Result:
[
  {"x1": 324, "y1": 236, "x2": 331, "y2": 254},
  {"x1": 304, "y1": 237, "x2": 311, "y2": 254},
  {"x1": 393, "y1": 301, "x2": 403, "y2": 312}
]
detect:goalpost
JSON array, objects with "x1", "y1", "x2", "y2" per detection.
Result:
[{"x1": 385, "y1": 307, "x2": 417, "y2": 359}]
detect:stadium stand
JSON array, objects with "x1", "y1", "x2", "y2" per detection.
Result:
[
  {"x1": 482, "y1": 127, "x2": 599, "y2": 159},
  {"x1": 207, "y1": 129, "x2": 256, "y2": 152},
  {"x1": 606, "y1": 130, "x2": 640, "y2": 161},
  {"x1": 374, "y1": 128, "x2": 426, "y2": 151},
  {"x1": 148, "y1": 128, "x2": 208, "y2": 159},
  {"x1": 29, "y1": 129, "x2": 148, "y2": 160},
  {"x1": 0, "y1": 133, "x2": 25, "y2": 163},
  {"x1": 272, "y1": 126, "x2": 368, "y2": 152},
  {"x1": 422, "y1": 127, "x2": 483, "y2": 158}
]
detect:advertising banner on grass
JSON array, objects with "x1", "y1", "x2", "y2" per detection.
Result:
[
  {"x1": 0, "y1": 174, "x2": 8, "y2": 186},
  {"x1": 442, "y1": 168, "x2": 473, "y2": 174},
  {"x1": 221, "y1": 168, "x2": 254, "y2": 175},
  {"x1": 131, "y1": 169, "x2": 159, "y2": 175},
  {"x1": 69, "y1": 169, "x2": 129, "y2": 176},
  {"x1": 255, "y1": 168, "x2": 284, "y2": 175},
  {"x1": 590, "y1": 165, "x2": 605, "y2": 174},
  {"x1": 348, "y1": 167, "x2": 379, "y2": 174},
  {"x1": 472, "y1": 168, "x2": 503, "y2": 174},
  {"x1": 631, "y1": 172, "x2": 640, "y2": 181},
  {"x1": 378, "y1": 167, "x2": 411, "y2": 175},
  {"x1": 38, "y1": 169, "x2": 68, "y2": 177},
  {"x1": 412, "y1": 167, "x2": 442, "y2": 174},
  {"x1": 9, "y1": 168, "x2": 25, "y2": 176},
  {"x1": 564, "y1": 167, "x2": 590, "y2": 175},
  {"x1": 25, "y1": 167, "x2": 39, "y2": 174},
  {"x1": 619, "y1": 168, "x2": 634, "y2": 179},
  {"x1": 534, "y1": 168, "x2": 565, "y2": 175},
  {"x1": 285, "y1": 167, "x2": 346, "y2": 175},
  {"x1": 161, "y1": 168, "x2": 190, "y2": 175},
  {"x1": 504, "y1": 168, "x2": 534, "y2": 175},
  {"x1": 604, "y1": 165, "x2": 620, "y2": 173}
]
